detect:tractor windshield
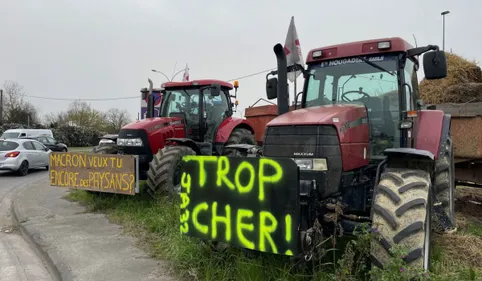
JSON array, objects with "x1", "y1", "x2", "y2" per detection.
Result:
[
  {"x1": 304, "y1": 54, "x2": 401, "y2": 156},
  {"x1": 159, "y1": 87, "x2": 230, "y2": 142}
]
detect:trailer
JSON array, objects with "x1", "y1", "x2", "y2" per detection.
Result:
[{"x1": 434, "y1": 102, "x2": 482, "y2": 187}]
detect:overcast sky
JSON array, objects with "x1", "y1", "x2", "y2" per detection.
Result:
[{"x1": 1, "y1": 0, "x2": 480, "y2": 121}]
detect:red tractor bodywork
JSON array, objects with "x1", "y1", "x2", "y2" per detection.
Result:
[
  {"x1": 267, "y1": 105, "x2": 370, "y2": 171},
  {"x1": 117, "y1": 79, "x2": 255, "y2": 179}
]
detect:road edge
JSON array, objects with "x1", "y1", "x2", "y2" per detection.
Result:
[{"x1": 11, "y1": 192, "x2": 66, "y2": 281}]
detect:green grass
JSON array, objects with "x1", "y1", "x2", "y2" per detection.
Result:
[
  {"x1": 66, "y1": 184, "x2": 482, "y2": 281},
  {"x1": 68, "y1": 146, "x2": 93, "y2": 152}
]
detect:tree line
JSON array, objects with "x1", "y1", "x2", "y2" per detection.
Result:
[{"x1": 1, "y1": 80, "x2": 132, "y2": 133}]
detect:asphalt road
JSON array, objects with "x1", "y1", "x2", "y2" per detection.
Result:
[{"x1": 0, "y1": 169, "x2": 53, "y2": 281}]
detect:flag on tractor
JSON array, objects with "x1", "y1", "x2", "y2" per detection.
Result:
[
  {"x1": 283, "y1": 16, "x2": 305, "y2": 83},
  {"x1": 182, "y1": 64, "x2": 189, "y2": 82}
]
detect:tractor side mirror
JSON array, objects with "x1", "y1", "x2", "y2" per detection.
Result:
[
  {"x1": 266, "y1": 78, "x2": 278, "y2": 100},
  {"x1": 210, "y1": 84, "x2": 221, "y2": 96},
  {"x1": 423, "y1": 51, "x2": 447, "y2": 80},
  {"x1": 141, "y1": 91, "x2": 147, "y2": 100}
]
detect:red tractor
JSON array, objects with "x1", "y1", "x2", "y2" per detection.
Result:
[
  {"x1": 217, "y1": 38, "x2": 455, "y2": 271},
  {"x1": 115, "y1": 79, "x2": 256, "y2": 197}
]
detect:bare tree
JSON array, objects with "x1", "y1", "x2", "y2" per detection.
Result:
[
  {"x1": 104, "y1": 108, "x2": 131, "y2": 133},
  {"x1": 44, "y1": 111, "x2": 69, "y2": 128},
  {"x1": 66, "y1": 100, "x2": 104, "y2": 129},
  {"x1": 2, "y1": 80, "x2": 39, "y2": 125}
]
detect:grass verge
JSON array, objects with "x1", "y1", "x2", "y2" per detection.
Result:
[{"x1": 67, "y1": 184, "x2": 482, "y2": 281}]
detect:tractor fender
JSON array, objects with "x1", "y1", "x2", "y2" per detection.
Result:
[
  {"x1": 383, "y1": 147, "x2": 435, "y2": 162},
  {"x1": 378, "y1": 147, "x2": 435, "y2": 185},
  {"x1": 165, "y1": 138, "x2": 201, "y2": 155},
  {"x1": 215, "y1": 118, "x2": 255, "y2": 143},
  {"x1": 414, "y1": 110, "x2": 449, "y2": 160}
]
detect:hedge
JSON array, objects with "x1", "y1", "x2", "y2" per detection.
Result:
[{"x1": 0, "y1": 123, "x2": 103, "y2": 147}]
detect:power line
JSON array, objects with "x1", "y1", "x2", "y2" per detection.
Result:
[
  {"x1": 23, "y1": 67, "x2": 278, "y2": 102},
  {"x1": 25, "y1": 95, "x2": 139, "y2": 101},
  {"x1": 226, "y1": 68, "x2": 277, "y2": 82}
]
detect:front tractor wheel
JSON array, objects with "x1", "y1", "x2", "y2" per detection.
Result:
[
  {"x1": 371, "y1": 168, "x2": 432, "y2": 272},
  {"x1": 146, "y1": 146, "x2": 196, "y2": 198},
  {"x1": 222, "y1": 128, "x2": 255, "y2": 156}
]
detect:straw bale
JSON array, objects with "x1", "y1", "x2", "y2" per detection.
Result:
[
  {"x1": 441, "y1": 83, "x2": 482, "y2": 103},
  {"x1": 419, "y1": 52, "x2": 482, "y2": 104}
]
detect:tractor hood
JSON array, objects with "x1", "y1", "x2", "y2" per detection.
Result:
[
  {"x1": 121, "y1": 117, "x2": 182, "y2": 132},
  {"x1": 267, "y1": 104, "x2": 368, "y2": 127}
]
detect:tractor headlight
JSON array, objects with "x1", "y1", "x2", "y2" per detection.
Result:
[
  {"x1": 117, "y1": 138, "x2": 143, "y2": 147},
  {"x1": 293, "y1": 158, "x2": 328, "y2": 171}
]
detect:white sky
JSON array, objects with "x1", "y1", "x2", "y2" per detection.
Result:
[{"x1": 1, "y1": 0, "x2": 480, "y2": 121}]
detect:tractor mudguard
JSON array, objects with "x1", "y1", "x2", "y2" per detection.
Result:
[
  {"x1": 414, "y1": 110, "x2": 446, "y2": 160},
  {"x1": 383, "y1": 147, "x2": 435, "y2": 162},
  {"x1": 179, "y1": 155, "x2": 302, "y2": 256},
  {"x1": 215, "y1": 118, "x2": 255, "y2": 143},
  {"x1": 166, "y1": 138, "x2": 201, "y2": 154}
]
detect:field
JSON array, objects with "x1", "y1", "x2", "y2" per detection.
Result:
[{"x1": 66, "y1": 182, "x2": 482, "y2": 281}]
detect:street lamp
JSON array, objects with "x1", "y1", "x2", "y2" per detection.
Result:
[
  {"x1": 151, "y1": 68, "x2": 189, "y2": 82},
  {"x1": 441, "y1": 10, "x2": 450, "y2": 51}
]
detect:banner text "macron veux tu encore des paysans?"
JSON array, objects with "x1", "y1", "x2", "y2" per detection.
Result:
[{"x1": 49, "y1": 152, "x2": 136, "y2": 195}]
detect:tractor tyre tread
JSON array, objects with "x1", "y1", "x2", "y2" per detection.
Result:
[
  {"x1": 371, "y1": 168, "x2": 431, "y2": 270},
  {"x1": 222, "y1": 128, "x2": 255, "y2": 156},
  {"x1": 92, "y1": 145, "x2": 118, "y2": 155},
  {"x1": 433, "y1": 136, "x2": 455, "y2": 227},
  {"x1": 146, "y1": 146, "x2": 196, "y2": 198}
]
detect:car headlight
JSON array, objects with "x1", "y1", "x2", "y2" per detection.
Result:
[
  {"x1": 117, "y1": 138, "x2": 143, "y2": 147},
  {"x1": 293, "y1": 158, "x2": 328, "y2": 171}
]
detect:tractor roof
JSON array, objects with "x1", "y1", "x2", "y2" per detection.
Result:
[
  {"x1": 306, "y1": 37, "x2": 414, "y2": 63},
  {"x1": 162, "y1": 79, "x2": 233, "y2": 89}
]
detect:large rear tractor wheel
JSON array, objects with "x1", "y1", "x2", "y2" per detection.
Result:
[
  {"x1": 433, "y1": 136, "x2": 455, "y2": 232},
  {"x1": 371, "y1": 168, "x2": 432, "y2": 272},
  {"x1": 222, "y1": 128, "x2": 255, "y2": 156},
  {"x1": 146, "y1": 146, "x2": 196, "y2": 198}
]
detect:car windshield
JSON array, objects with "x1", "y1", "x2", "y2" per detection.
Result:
[
  {"x1": 0, "y1": 140, "x2": 19, "y2": 151},
  {"x1": 1, "y1": 132, "x2": 20, "y2": 139}
]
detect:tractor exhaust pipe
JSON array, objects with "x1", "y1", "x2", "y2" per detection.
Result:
[
  {"x1": 146, "y1": 78, "x2": 154, "y2": 118},
  {"x1": 273, "y1": 43, "x2": 289, "y2": 116}
]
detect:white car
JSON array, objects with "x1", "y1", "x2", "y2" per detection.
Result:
[{"x1": 0, "y1": 138, "x2": 51, "y2": 176}]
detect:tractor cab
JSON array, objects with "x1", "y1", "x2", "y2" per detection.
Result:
[
  {"x1": 159, "y1": 80, "x2": 239, "y2": 143},
  {"x1": 302, "y1": 53, "x2": 403, "y2": 157},
  {"x1": 266, "y1": 38, "x2": 447, "y2": 159}
]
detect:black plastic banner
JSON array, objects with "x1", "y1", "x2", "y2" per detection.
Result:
[{"x1": 179, "y1": 156, "x2": 300, "y2": 256}]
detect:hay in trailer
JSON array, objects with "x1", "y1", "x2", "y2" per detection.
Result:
[
  {"x1": 441, "y1": 83, "x2": 482, "y2": 104},
  {"x1": 419, "y1": 52, "x2": 482, "y2": 104}
]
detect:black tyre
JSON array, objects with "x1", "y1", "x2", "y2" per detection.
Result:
[
  {"x1": 146, "y1": 146, "x2": 196, "y2": 198},
  {"x1": 433, "y1": 136, "x2": 455, "y2": 229},
  {"x1": 17, "y1": 161, "x2": 29, "y2": 176},
  {"x1": 371, "y1": 168, "x2": 432, "y2": 271},
  {"x1": 222, "y1": 128, "x2": 255, "y2": 156},
  {"x1": 91, "y1": 145, "x2": 118, "y2": 154}
]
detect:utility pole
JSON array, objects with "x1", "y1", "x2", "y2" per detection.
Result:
[
  {"x1": 0, "y1": 89, "x2": 3, "y2": 125},
  {"x1": 441, "y1": 10, "x2": 450, "y2": 51}
]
